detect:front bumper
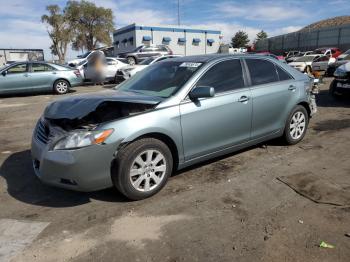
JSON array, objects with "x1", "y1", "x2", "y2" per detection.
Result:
[
  {"x1": 31, "y1": 122, "x2": 117, "y2": 192},
  {"x1": 333, "y1": 80, "x2": 350, "y2": 95}
]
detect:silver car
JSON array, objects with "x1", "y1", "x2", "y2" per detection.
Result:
[
  {"x1": 31, "y1": 54, "x2": 317, "y2": 200},
  {"x1": 0, "y1": 62, "x2": 83, "y2": 95}
]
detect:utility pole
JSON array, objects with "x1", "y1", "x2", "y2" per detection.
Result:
[{"x1": 177, "y1": 0, "x2": 180, "y2": 26}]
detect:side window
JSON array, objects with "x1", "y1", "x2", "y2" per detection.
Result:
[
  {"x1": 246, "y1": 59, "x2": 279, "y2": 86},
  {"x1": 31, "y1": 63, "x2": 54, "y2": 72},
  {"x1": 7, "y1": 64, "x2": 28, "y2": 74},
  {"x1": 142, "y1": 47, "x2": 153, "y2": 52},
  {"x1": 196, "y1": 59, "x2": 245, "y2": 93},
  {"x1": 276, "y1": 65, "x2": 293, "y2": 81}
]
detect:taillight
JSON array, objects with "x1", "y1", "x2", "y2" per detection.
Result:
[{"x1": 74, "y1": 70, "x2": 81, "y2": 77}]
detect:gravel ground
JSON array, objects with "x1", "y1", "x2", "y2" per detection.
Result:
[{"x1": 0, "y1": 79, "x2": 349, "y2": 262}]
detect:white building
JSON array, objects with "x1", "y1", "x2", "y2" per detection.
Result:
[{"x1": 113, "y1": 24, "x2": 222, "y2": 56}]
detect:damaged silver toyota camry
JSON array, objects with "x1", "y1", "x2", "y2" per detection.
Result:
[{"x1": 32, "y1": 54, "x2": 317, "y2": 200}]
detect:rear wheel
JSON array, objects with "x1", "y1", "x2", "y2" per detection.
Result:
[
  {"x1": 54, "y1": 79, "x2": 70, "y2": 94},
  {"x1": 283, "y1": 105, "x2": 309, "y2": 145},
  {"x1": 329, "y1": 80, "x2": 341, "y2": 99},
  {"x1": 305, "y1": 66, "x2": 312, "y2": 76},
  {"x1": 112, "y1": 138, "x2": 173, "y2": 200}
]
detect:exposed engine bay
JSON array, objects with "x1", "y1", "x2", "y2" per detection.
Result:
[{"x1": 46, "y1": 101, "x2": 156, "y2": 131}]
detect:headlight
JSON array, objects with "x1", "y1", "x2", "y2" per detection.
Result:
[
  {"x1": 54, "y1": 129, "x2": 114, "y2": 150},
  {"x1": 334, "y1": 68, "x2": 347, "y2": 77}
]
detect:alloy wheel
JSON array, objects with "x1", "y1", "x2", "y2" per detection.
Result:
[
  {"x1": 289, "y1": 111, "x2": 306, "y2": 140},
  {"x1": 56, "y1": 81, "x2": 68, "y2": 94},
  {"x1": 129, "y1": 149, "x2": 167, "y2": 192}
]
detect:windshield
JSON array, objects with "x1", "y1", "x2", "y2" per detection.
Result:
[
  {"x1": 344, "y1": 49, "x2": 350, "y2": 55},
  {"x1": 116, "y1": 61, "x2": 203, "y2": 98},
  {"x1": 140, "y1": 57, "x2": 156, "y2": 65},
  {"x1": 295, "y1": 56, "x2": 317, "y2": 62}
]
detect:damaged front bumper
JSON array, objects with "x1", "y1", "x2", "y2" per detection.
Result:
[{"x1": 31, "y1": 121, "x2": 118, "y2": 192}]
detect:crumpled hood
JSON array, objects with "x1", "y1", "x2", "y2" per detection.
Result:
[{"x1": 44, "y1": 90, "x2": 164, "y2": 120}]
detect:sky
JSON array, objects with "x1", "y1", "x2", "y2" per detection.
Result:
[{"x1": 0, "y1": 0, "x2": 349, "y2": 60}]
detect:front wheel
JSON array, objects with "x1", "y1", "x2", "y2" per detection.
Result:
[
  {"x1": 283, "y1": 106, "x2": 309, "y2": 145},
  {"x1": 112, "y1": 138, "x2": 173, "y2": 200},
  {"x1": 127, "y1": 56, "x2": 136, "y2": 65},
  {"x1": 54, "y1": 79, "x2": 70, "y2": 94}
]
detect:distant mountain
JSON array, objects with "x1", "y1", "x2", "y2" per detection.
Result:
[{"x1": 300, "y1": 16, "x2": 350, "y2": 32}]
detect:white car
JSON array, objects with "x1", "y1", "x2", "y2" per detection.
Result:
[
  {"x1": 76, "y1": 57, "x2": 128, "y2": 82},
  {"x1": 116, "y1": 55, "x2": 182, "y2": 82},
  {"x1": 67, "y1": 51, "x2": 95, "y2": 67},
  {"x1": 311, "y1": 55, "x2": 336, "y2": 72},
  {"x1": 289, "y1": 54, "x2": 321, "y2": 74}
]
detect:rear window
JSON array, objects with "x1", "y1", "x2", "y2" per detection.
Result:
[
  {"x1": 276, "y1": 66, "x2": 293, "y2": 81},
  {"x1": 246, "y1": 59, "x2": 279, "y2": 86}
]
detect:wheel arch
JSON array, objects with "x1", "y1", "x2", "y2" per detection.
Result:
[
  {"x1": 119, "y1": 132, "x2": 180, "y2": 171},
  {"x1": 297, "y1": 101, "x2": 311, "y2": 117},
  {"x1": 53, "y1": 78, "x2": 71, "y2": 89}
]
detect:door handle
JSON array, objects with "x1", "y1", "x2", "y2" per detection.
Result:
[
  {"x1": 288, "y1": 85, "x2": 296, "y2": 91},
  {"x1": 24, "y1": 73, "x2": 29, "y2": 77},
  {"x1": 238, "y1": 96, "x2": 249, "y2": 103}
]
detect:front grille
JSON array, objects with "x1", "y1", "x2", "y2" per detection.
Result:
[{"x1": 36, "y1": 119, "x2": 50, "y2": 144}]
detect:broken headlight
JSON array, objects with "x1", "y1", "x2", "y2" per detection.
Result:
[{"x1": 53, "y1": 129, "x2": 114, "y2": 150}]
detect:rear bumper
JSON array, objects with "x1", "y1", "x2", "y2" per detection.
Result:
[{"x1": 70, "y1": 77, "x2": 83, "y2": 87}]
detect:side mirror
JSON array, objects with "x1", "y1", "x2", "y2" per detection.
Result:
[
  {"x1": 1, "y1": 71, "x2": 7, "y2": 76},
  {"x1": 189, "y1": 86, "x2": 215, "y2": 100}
]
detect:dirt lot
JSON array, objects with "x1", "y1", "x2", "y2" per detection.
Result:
[{"x1": 0, "y1": 80, "x2": 349, "y2": 262}]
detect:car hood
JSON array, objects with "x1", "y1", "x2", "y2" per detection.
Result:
[
  {"x1": 44, "y1": 90, "x2": 164, "y2": 120},
  {"x1": 337, "y1": 61, "x2": 350, "y2": 72}
]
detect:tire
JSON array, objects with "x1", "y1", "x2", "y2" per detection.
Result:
[
  {"x1": 127, "y1": 56, "x2": 136, "y2": 66},
  {"x1": 54, "y1": 79, "x2": 70, "y2": 94},
  {"x1": 112, "y1": 138, "x2": 173, "y2": 200},
  {"x1": 283, "y1": 105, "x2": 309, "y2": 145},
  {"x1": 329, "y1": 80, "x2": 341, "y2": 99},
  {"x1": 305, "y1": 66, "x2": 312, "y2": 76}
]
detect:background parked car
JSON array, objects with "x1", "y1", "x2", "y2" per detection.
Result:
[
  {"x1": 311, "y1": 55, "x2": 336, "y2": 72},
  {"x1": 286, "y1": 51, "x2": 313, "y2": 63},
  {"x1": 326, "y1": 50, "x2": 350, "y2": 76},
  {"x1": 116, "y1": 45, "x2": 173, "y2": 65},
  {"x1": 0, "y1": 61, "x2": 82, "y2": 95},
  {"x1": 313, "y1": 47, "x2": 342, "y2": 58},
  {"x1": 76, "y1": 57, "x2": 128, "y2": 83},
  {"x1": 115, "y1": 55, "x2": 181, "y2": 83},
  {"x1": 289, "y1": 54, "x2": 321, "y2": 74},
  {"x1": 329, "y1": 61, "x2": 350, "y2": 98}
]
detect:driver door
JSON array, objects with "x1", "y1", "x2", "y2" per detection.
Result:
[
  {"x1": 179, "y1": 59, "x2": 252, "y2": 161},
  {"x1": 0, "y1": 63, "x2": 30, "y2": 94}
]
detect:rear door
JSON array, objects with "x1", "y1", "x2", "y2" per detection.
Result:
[
  {"x1": 0, "y1": 63, "x2": 30, "y2": 94},
  {"x1": 29, "y1": 63, "x2": 57, "y2": 91},
  {"x1": 245, "y1": 58, "x2": 297, "y2": 139},
  {"x1": 180, "y1": 59, "x2": 252, "y2": 161}
]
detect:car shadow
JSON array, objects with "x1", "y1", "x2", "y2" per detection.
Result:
[
  {"x1": 0, "y1": 150, "x2": 128, "y2": 208},
  {"x1": 0, "y1": 89, "x2": 77, "y2": 98},
  {"x1": 316, "y1": 89, "x2": 350, "y2": 108}
]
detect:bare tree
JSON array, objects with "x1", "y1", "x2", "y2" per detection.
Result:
[{"x1": 41, "y1": 5, "x2": 72, "y2": 63}]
